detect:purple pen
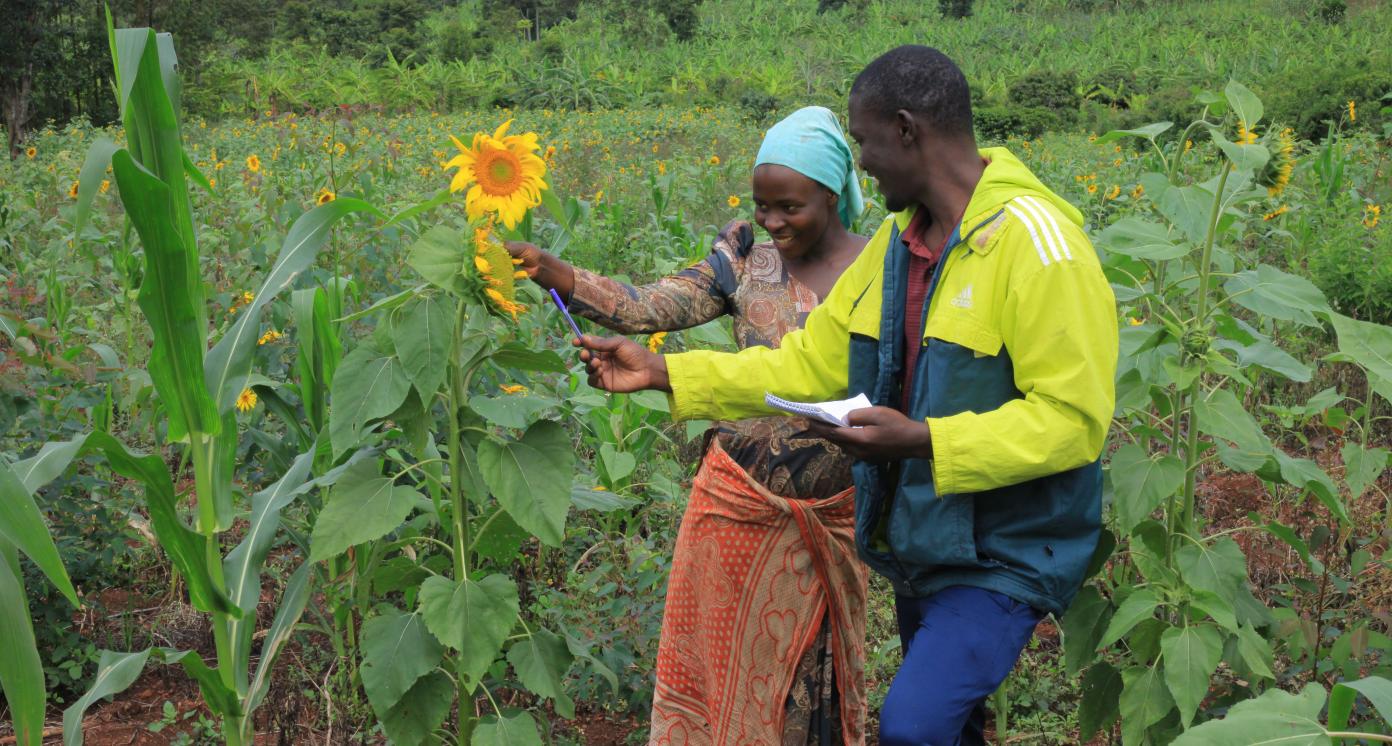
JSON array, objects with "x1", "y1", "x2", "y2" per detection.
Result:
[{"x1": 548, "y1": 288, "x2": 584, "y2": 341}]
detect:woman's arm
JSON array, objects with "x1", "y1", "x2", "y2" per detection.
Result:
[{"x1": 507, "y1": 227, "x2": 743, "y2": 335}]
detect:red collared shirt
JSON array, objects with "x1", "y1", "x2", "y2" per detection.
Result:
[{"x1": 902, "y1": 208, "x2": 951, "y2": 409}]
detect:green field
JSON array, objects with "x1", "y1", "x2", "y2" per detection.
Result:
[{"x1": 3, "y1": 0, "x2": 1392, "y2": 743}]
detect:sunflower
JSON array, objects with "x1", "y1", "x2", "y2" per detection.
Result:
[
  {"x1": 472, "y1": 222, "x2": 527, "y2": 319},
  {"x1": 1365, "y1": 204, "x2": 1382, "y2": 230},
  {"x1": 647, "y1": 331, "x2": 668, "y2": 353},
  {"x1": 442, "y1": 120, "x2": 548, "y2": 229},
  {"x1": 1236, "y1": 122, "x2": 1258, "y2": 146},
  {"x1": 100, "y1": 179, "x2": 110, "y2": 194},
  {"x1": 246, "y1": 154, "x2": 261, "y2": 173},
  {"x1": 257, "y1": 329, "x2": 282, "y2": 345},
  {"x1": 1257, "y1": 127, "x2": 1295, "y2": 197},
  {"x1": 1348, "y1": 100, "x2": 1356, "y2": 123},
  {"x1": 499, "y1": 383, "x2": 528, "y2": 395},
  {"x1": 25, "y1": 146, "x2": 36, "y2": 159},
  {"x1": 235, "y1": 388, "x2": 258, "y2": 412},
  {"x1": 316, "y1": 188, "x2": 336, "y2": 205},
  {"x1": 708, "y1": 155, "x2": 720, "y2": 166},
  {"x1": 1263, "y1": 205, "x2": 1288, "y2": 221},
  {"x1": 727, "y1": 195, "x2": 740, "y2": 208}
]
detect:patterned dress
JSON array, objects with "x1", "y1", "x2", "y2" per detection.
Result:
[{"x1": 569, "y1": 221, "x2": 864, "y2": 745}]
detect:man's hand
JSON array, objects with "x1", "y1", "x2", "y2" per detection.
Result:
[
  {"x1": 505, "y1": 240, "x2": 575, "y2": 297},
  {"x1": 807, "y1": 406, "x2": 933, "y2": 462},
  {"x1": 577, "y1": 335, "x2": 671, "y2": 393}
]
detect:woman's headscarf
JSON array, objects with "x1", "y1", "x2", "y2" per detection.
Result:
[{"x1": 753, "y1": 106, "x2": 864, "y2": 229}]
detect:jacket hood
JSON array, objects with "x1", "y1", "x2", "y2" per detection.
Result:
[{"x1": 893, "y1": 146, "x2": 1083, "y2": 233}]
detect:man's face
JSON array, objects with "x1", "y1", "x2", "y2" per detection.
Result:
[{"x1": 848, "y1": 95, "x2": 917, "y2": 213}]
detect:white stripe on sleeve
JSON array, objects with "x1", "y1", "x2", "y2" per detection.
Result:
[
  {"x1": 1021, "y1": 195, "x2": 1073, "y2": 260},
  {"x1": 1015, "y1": 197, "x2": 1063, "y2": 262},
  {"x1": 1005, "y1": 205, "x2": 1051, "y2": 266}
]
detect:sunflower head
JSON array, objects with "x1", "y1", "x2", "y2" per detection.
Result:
[
  {"x1": 442, "y1": 120, "x2": 548, "y2": 229},
  {"x1": 1256, "y1": 127, "x2": 1296, "y2": 197},
  {"x1": 25, "y1": 147, "x2": 36, "y2": 159},
  {"x1": 235, "y1": 387, "x2": 258, "y2": 412},
  {"x1": 316, "y1": 188, "x2": 336, "y2": 205},
  {"x1": 246, "y1": 154, "x2": 261, "y2": 172},
  {"x1": 472, "y1": 222, "x2": 527, "y2": 320}
]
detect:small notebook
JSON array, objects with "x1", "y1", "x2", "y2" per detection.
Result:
[{"x1": 764, "y1": 392, "x2": 872, "y2": 427}]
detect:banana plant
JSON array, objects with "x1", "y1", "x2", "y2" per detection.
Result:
[{"x1": 29, "y1": 19, "x2": 384, "y2": 745}]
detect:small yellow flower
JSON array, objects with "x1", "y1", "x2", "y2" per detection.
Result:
[
  {"x1": 1365, "y1": 204, "x2": 1382, "y2": 230},
  {"x1": 235, "y1": 388, "x2": 258, "y2": 412},
  {"x1": 209, "y1": 178, "x2": 216, "y2": 188},
  {"x1": 99, "y1": 179, "x2": 110, "y2": 194},
  {"x1": 708, "y1": 155, "x2": 720, "y2": 166},
  {"x1": 1113, "y1": 158, "x2": 1123, "y2": 167},
  {"x1": 1236, "y1": 123, "x2": 1257, "y2": 145},
  {"x1": 1087, "y1": 183, "x2": 1098, "y2": 195},
  {"x1": 316, "y1": 188, "x2": 336, "y2": 205},
  {"x1": 257, "y1": 329, "x2": 282, "y2": 345},
  {"x1": 1263, "y1": 205, "x2": 1289, "y2": 221},
  {"x1": 68, "y1": 181, "x2": 79, "y2": 198},
  {"x1": 1105, "y1": 185, "x2": 1120, "y2": 201},
  {"x1": 24, "y1": 146, "x2": 36, "y2": 159},
  {"x1": 657, "y1": 161, "x2": 667, "y2": 175},
  {"x1": 1184, "y1": 140, "x2": 1194, "y2": 153},
  {"x1": 242, "y1": 291, "x2": 255, "y2": 305},
  {"x1": 334, "y1": 142, "x2": 347, "y2": 157},
  {"x1": 1128, "y1": 317, "x2": 1145, "y2": 326},
  {"x1": 593, "y1": 485, "x2": 607, "y2": 491},
  {"x1": 514, "y1": 270, "x2": 528, "y2": 280},
  {"x1": 647, "y1": 331, "x2": 668, "y2": 353},
  {"x1": 499, "y1": 383, "x2": 527, "y2": 395},
  {"x1": 1087, "y1": 133, "x2": 1098, "y2": 143},
  {"x1": 594, "y1": 190, "x2": 603, "y2": 202},
  {"x1": 727, "y1": 195, "x2": 740, "y2": 208},
  {"x1": 1130, "y1": 184, "x2": 1145, "y2": 200},
  {"x1": 246, "y1": 154, "x2": 261, "y2": 172},
  {"x1": 1348, "y1": 100, "x2": 1356, "y2": 122}
]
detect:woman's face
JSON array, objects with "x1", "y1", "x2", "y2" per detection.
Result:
[{"x1": 751, "y1": 164, "x2": 837, "y2": 262}]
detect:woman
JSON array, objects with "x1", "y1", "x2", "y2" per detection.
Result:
[{"x1": 509, "y1": 107, "x2": 869, "y2": 746}]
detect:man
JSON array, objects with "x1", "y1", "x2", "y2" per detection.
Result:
[{"x1": 579, "y1": 45, "x2": 1118, "y2": 745}]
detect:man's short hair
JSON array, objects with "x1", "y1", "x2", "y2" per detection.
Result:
[{"x1": 850, "y1": 46, "x2": 973, "y2": 138}]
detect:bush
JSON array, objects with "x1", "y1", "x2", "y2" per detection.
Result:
[
  {"x1": 1306, "y1": 217, "x2": 1392, "y2": 324},
  {"x1": 1009, "y1": 70, "x2": 1081, "y2": 113},
  {"x1": 1263, "y1": 57, "x2": 1392, "y2": 141},
  {"x1": 975, "y1": 106, "x2": 1067, "y2": 142},
  {"x1": 939, "y1": 0, "x2": 974, "y2": 18}
]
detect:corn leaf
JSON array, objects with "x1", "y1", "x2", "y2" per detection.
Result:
[
  {"x1": 112, "y1": 149, "x2": 218, "y2": 439},
  {"x1": 0, "y1": 457, "x2": 79, "y2": 606},
  {"x1": 0, "y1": 539, "x2": 45, "y2": 746},
  {"x1": 205, "y1": 198, "x2": 384, "y2": 415}
]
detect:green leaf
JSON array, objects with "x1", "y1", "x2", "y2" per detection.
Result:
[
  {"x1": 1196, "y1": 388, "x2": 1272, "y2": 457},
  {"x1": 470, "y1": 393, "x2": 559, "y2": 430},
  {"x1": 394, "y1": 294, "x2": 452, "y2": 401},
  {"x1": 112, "y1": 149, "x2": 218, "y2": 439},
  {"x1": 599, "y1": 443, "x2": 637, "y2": 483},
  {"x1": 1256, "y1": 516, "x2": 1323, "y2": 573},
  {"x1": 1224, "y1": 265, "x2": 1330, "y2": 327},
  {"x1": 1329, "y1": 676, "x2": 1392, "y2": 733},
  {"x1": 1271, "y1": 452, "x2": 1348, "y2": 523},
  {"x1": 1061, "y1": 585, "x2": 1111, "y2": 675},
  {"x1": 1098, "y1": 588, "x2": 1159, "y2": 650},
  {"x1": 205, "y1": 198, "x2": 384, "y2": 415},
  {"x1": 0, "y1": 460, "x2": 79, "y2": 606},
  {"x1": 246, "y1": 561, "x2": 313, "y2": 712},
  {"x1": 1215, "y1": 332, "x2": 1312, "y2": 383},
  {"x1": 571, "y1": 485, "x2": 639, "y2": 512},
  {"x1": 1096, "y1": 122, "x2": 1174, "y2": 143},
  {"x1": 1341, "y1": 442, "x2": 1388, "y2": 500},
  {"x1": 472, "y1": 508, "x2": 531, "y2": 561},
  {"x1": 1224, "y1": 80, "x2": 1263, "y2": 129},
  {"x1": 1234, "y1": 623, "x2": 1275, "y2": 681},
  {"x1": 1120, "y1": 663, "x2": 1175, "y2": 746},
  {"x1": 489, "y1": 343, "x2": 570, "y2": 373},
  {"x1": 407, "y1": 225, "x2": 469, "y2": 295},
  {"x1": 478, "y1": 421, "x2": 575, "y2": 546},
  {"x1": 73, "y1": 138, "x2": 120, "y2": 236},
  {"x1": 82, "y1": 433, "x2": 236, "y2": 614},
  {"x1": 508, "y1": 628, "x2": 575, "y2": 718},
  {"x1": 1326, "y1": 312, "x2": 1392, "y2": 406},
  {"x1": 309, "y1": 460, "x2": 421, "y2": 562},
  {"x1": 63, "y1": 650, "x2": 153, "y2": 746},
  {"x1": 328, "y1": 346, "x2": 412, "y2": 457},
  {"x1": 1189, "y1": 590, "x2": 1237, "y2": 632},
  {"x1": 418, "y1": 574, "x2": 519, "y2": 692},
  {"x1": 384, "y1": 188, "x2": 451, "y2": 229},
  {"x1": 1130, "y1": 521, "x2": 1179, "y2": 586},
  {"x1": 1109, "y1": 444, "x2": 1184, "y2": 535},
  {"x1": 566, "y1": 634, "x2": 619, "y2": 695},
  {"x1": 1078, "y1": 661, "x2": 1122, "y2": 742},
  {"x1": 474, "y1": 710, "x2": 544, "y2": 746},
  {"x1": 1097, "y1": 217, "x2": 1190, "y2": 261},
  {"x1": 1209, "y1": 126, "x2": 1270, "y2": 172},
  {"x1": 361, "y1": 609, "x2": 444, "y2": 715},
  {"x1": 1161, "y1": 624, "x2": 1223, "y2": 727},
  {"x1": 1158, "y1": 184, "x2": 1214, "y2": 246},
  {"x1": 11, "y1": 435, "x2": 87, "y2": 495},
  {"x1": 0, "y1": 541, "x2": 45, "y2": 746},
  {"x1": 1176, "y1": 536, "x2": 1247, "y2": 605},
  {"x1": 1172, "y1": 683, "x2": 1327, "y2": 746},
  {"x1": 378, "y1": 671, "x2": 455, "y2": 746},
  {"x1": 629, "y1": 389, "x2": 671, "y2": 413}
]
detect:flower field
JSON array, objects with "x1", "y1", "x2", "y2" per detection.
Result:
[{"x1": 3, "y1": 6, "x2": 1392, "y2": 746}]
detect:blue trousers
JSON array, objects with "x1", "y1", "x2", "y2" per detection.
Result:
[{"x1": 878, "y1": 585, "x2": 1043, "y2": 746}]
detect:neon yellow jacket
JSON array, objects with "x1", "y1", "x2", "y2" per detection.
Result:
[{"x1": 665, "y1": 147, "x2": 1118, "y2": 613}]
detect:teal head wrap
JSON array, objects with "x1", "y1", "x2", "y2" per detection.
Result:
[{"x1": 753, "y1": 106, "x2": 864, "y2": 229}]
